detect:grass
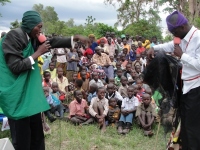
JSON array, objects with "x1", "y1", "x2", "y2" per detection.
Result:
[{"x1": 0, "y1": 119, "x2": 168, "y2": 150}]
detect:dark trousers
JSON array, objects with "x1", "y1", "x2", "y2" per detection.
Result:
[
  {"x1": 8, "y1": 113, "x2": 45, "y2": 150},
  {"x1": 181, "y1": 86, "x2": 200, "y2": 150}
]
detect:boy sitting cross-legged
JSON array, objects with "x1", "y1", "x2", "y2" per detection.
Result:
[
  {"x1": 69, "y1": 90, "x2": 93, "y2": 125},
  {"x1": 107, "y1": 97, "x2": 120, "y2": 127},
  {"x1": 136, "y1": 93, "x2": 156, "y2": 136},
  {"x1": 89, "y1": 87, "x2": 109, "y2": 132},
  {"x1": 117, "y1": 86, "x2": 139, "y2": 134}
]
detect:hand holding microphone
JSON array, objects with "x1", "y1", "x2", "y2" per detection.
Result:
[
  {"x1": 173, "y1": 37, "x2": 183, "y2": 57},
  {"x1": 37, "y1": 34, "x2": 51, "y2": 55},
  {"x1": 31, "y1": 34, "x2": 51, "y2": 60}
]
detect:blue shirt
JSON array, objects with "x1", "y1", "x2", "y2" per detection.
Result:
[
  {"x1": 129, "y1": 50, "x2": 136, "y2": 61},
  {"x1": 90, "y1": 42, "x2": 98, "y2": 52},
  {"x1": 87, "y1": 92, "x2": 97, "y2": 103}
]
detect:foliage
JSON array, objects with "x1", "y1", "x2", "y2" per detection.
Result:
[
  {"x1": 123, "y1": 19, "x2": 162, "y2": 40},
  {"x1": 158, "y1": 0, "x2": 200, "y2": 25},
  {"x1": 85, "y1": 16, "x2": 96, "y2": 25},
  {"x1": 163, "y1": 34, "x2": 173, "y2": 43},
  {"x1": 0, "y1": 0, "x2": 10, "y2": 16},
  {"x1": 33, "y1": 4, "x2": 59, "y2": 33},
  {"x1": 104, "y1": 0, "x2": 161, "y2": 28},
  {"x1": 0, "y1": 0, "x2": 10, "y2": 5},
  {"x1": 10, "y1": 20, "x2": 21, "y2": 29}
]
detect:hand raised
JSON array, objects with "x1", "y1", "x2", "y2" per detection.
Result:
[{"x1": 37, "y1": 41, "x2": 51, "y2": 55}]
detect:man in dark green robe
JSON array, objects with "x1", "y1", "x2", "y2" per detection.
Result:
[{"x1": 0, "y1": 10, "x2": 88, "y2": 150}]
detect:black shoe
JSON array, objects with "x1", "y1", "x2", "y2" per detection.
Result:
[{"x1": 49, "y1": 117, "x2": 56, "y2": 123}]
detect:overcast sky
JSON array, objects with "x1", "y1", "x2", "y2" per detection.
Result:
[{"x1": 0, "y1": 0, "x2": 168, "y2": 34}]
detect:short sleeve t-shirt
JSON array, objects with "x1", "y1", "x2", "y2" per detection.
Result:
[{"x1": 67, "y1": 52, "x2": 78, "y2": 71}]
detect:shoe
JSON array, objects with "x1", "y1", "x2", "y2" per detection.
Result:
[
  {"x1": 117, "y1": 126, "x2": 123, "y2": 134},
  {"x1": 122, "y1": 128, "x2": 130, "y2": 134},
  {"x1": 55, "y1": 111, "x2": 60, "y2": 117},
  {"x1": 49, "y1": 117, "x2": 56, "y2": 123}
]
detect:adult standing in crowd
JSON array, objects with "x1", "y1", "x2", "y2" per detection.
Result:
[
  {"x1": 148, "y1": 11, "x2": 200, "y2": 150},
  {"x1": 92, "y1": 46, "x2": 114, "y2": 78},
  {"x1": 0, "y1": 10, "x2": 88, "y2": 150}
]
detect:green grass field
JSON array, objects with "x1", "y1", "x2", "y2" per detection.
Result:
[{"x1": 1, "y1": 119, "x2": 168, "y2": 150}]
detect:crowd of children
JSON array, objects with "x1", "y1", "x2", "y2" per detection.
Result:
[{"x1": 41, "y1": 32, "x2": 160, "y2": 135}]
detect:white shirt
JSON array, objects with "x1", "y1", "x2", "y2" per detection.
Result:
[
  {"x1": 121, "y1": 96, "x2": 139, "y2": 111},
  {"x1": 153, "y1": 26, "x2": 200, "y2": 94},
  {"x1": 89, "y1": 79, "x2": 104, "y2": 88}
]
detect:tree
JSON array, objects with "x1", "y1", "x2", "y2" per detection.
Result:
[
  {"x1": 0, "y1": 0, "x2": 10, "y2": 16},
  {"x1": 33, "y1": 4, "x2": 59, "y2": 34},
  {"x1": 158, "y1": 0, "x2": 200, "y2": 26},
  {"x1": 0, "y1": 0, "x2": 10, "y2": 5},
  {"x1": 104, "y1": 0, "x2": 161, "y2": 28},
  {"x1": 85, "y1": 16, "x2": 96, "y2": 25},
  {"x1": 123, "y1": 19, "x2": 162, "y2": 40},
  {"x1": 10, "y1": 20, "x2": 21, "y2": 29}
]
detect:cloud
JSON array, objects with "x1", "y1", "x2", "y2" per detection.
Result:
[
  {"x1": 0, "y1": 0, "x2": 170, "y2": 35},
  {"x1": 0, "y1": 0, "x2": 118, "y2": 32}
]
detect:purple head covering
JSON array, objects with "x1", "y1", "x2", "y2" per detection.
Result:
[{"x1": 166, "y1": 11, "x2": 188, "y2": 32}]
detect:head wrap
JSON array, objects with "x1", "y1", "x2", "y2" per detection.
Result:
[
  {"x1": 1, "y1": 32, "x2": 6, "y2": 38},
  {"x1": 166, "y1": 11, "x2": 188, "y2": 32},
  {"x1": 84, "y1": 48, "x2": 93, "y2": 56},
  {"x1": 88, "y1": 34, "x2": 95, "y2": 38},
  {"x1": 21, "y1": 11, "x2": 42, "y2": 34}
]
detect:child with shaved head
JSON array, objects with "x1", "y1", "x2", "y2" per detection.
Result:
[{"x1": 136, "y1": 93, "x2": 156, "y2": 136}]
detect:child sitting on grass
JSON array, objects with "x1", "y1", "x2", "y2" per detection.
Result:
[
  {"x1": 80, "y1": 71, "x2": 90, "y2": 93},
  {"x1": 43, "y1": 87, "x2": 64, "y2": 122},
  {"x1": 105, "y1": 83, "x2": 123, "y2": 108},
  {"x1": 118, "y1": 76, "x2": 128, "y2": 98},
  {"x1": 74, "y1": 79, "x2": 87, "y2": 99},
  {"x1": 69, "y1": 90, "x2": 93, "y2": 125},
  {"x1": 87, "y1": 83, "x2": 98, "y2": 104},
  {"x1": 136, "y1": 78, "x2": 145, "y2": 102},
  {"x1": 46, "y1": 62, "x2": 57, "y2": 80},
  {"x1": 42, "y1": 71, "x2": 52, "y2": 88},
  {"x1": 89, "y1": 87, "x2": 109, "y2": 132},
  {"x1": 107, "y1": 97, "x2": 120, "y2": 127},
  {"x1": 117, "y1": 86, "x2": 139, "y2": 134},
  {"x1": 136, "y1": 93, "x2": 156, "y2": 136}
]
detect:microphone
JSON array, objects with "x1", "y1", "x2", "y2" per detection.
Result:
[
  {"x1": 38, "y1": 34, "x2": 47, "y2": 43},
  {"x1": 173, "y1": 37, "x2": 181, "y2": 45}
]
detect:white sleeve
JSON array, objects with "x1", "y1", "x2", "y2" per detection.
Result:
[
  {"x1": 134, "y1": 97, "x2": 139, "y2": 107},
  {"x1": 181, "y1": 51, "x2": 200, "y2": 71},
  {"x1": 115, "y1": 91, "x2": 123, "y2": 101},
  {"x1": 71, "y1": 36, "x2": 75, "y2": 49},
  {"x1": 121, "y1": 98, "x2": 125, "y2": 108},
  {"x1": 28, "y1": 56, "x2": 35, "y2": 69},
  {"x1": 153, "y1": 41, "x2": 174, "y2": 53}
]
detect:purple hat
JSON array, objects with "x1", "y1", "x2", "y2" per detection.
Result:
[{"x1": 166, "y1": 11, "x2": 188, "y2": 32}]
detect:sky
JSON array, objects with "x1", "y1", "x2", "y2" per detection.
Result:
[{"x1": 0, "y1": 0, "x2": 169, "y2": 35}]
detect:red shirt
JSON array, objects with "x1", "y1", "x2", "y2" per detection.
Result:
[
  {"x1": 136, "y1": 47, "x2": 145, "y2": 54},
  {"x1": 69, "y1": 99, "x2": 88, "y2": 118}
]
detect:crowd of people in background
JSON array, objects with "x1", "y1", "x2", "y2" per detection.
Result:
[{"x1": 1, "y1": 31, "x2": 164, "y2": 135}]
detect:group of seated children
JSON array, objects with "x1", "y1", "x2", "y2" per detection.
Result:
[
  {"x1": 67, "y1": 80, "x2": 156, "y2": 135},
  {"x1": 41, "y1": 47, "x2": 157, "y2": 136}
]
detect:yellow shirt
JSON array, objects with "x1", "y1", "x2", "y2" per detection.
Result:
[
  {"x1": 123, "y1": 44, "x2": 131, "y2": 53},
  {"x1": 38, "y1": 56, "x2": 44, "y2": 75},
  {"x1": 142, "y1": 40, "x2": 150, "y2": 49},
  {"x1": 53, "y1": 76, "x2": 69, "y2": 93},
  {"x1": 46, "y1": 68, "x2": 57, "y2": 80}
]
